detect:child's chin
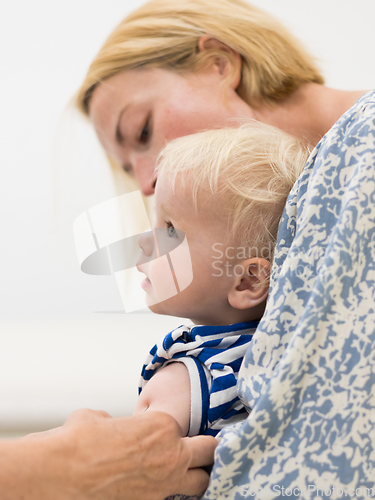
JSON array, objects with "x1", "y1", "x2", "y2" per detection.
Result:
[
  {"x1": 145, "y1": 299, "x2": 161, "y2": 314},
  {"x1": 148, "y1": 304, "x2": 165, "y2": 315},
  {"x1": 146, "y1": 300, "x2": 173, "y2": 316}
]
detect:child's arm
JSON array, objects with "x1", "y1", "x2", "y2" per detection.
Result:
[{"x1": 134, "y1": 362, "x2": 191, "y2": 437}]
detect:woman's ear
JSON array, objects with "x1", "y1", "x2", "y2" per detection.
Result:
[
  {"x1": 228, "y1": 258, "x2": 270, "y2": 310},
  {"x1": 198, "y1": 35, "x2": 242, "y2": 89}
]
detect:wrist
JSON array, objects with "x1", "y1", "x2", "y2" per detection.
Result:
[{"x1": 0, "y1": 432, "x2": 74, "y2": 500}]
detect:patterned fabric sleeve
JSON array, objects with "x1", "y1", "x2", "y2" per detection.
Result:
[
  {"x1": 139, "y1": 322, "x2": 257, "y2": 436},
  {"x1": 203, "y1": 91, "x2": 375, "y2": 499}
]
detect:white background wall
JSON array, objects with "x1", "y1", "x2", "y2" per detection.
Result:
[{"x1": 1, "y1": 0, "x2": 375, "y2": 432}]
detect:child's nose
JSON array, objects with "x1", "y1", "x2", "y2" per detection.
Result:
[{"x1": 138, "y1": 231, "x2": 155, "y2": 257}]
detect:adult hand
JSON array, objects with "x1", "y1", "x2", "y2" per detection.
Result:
[{"x1": 0, "y1": 409, "x2": 217, "y2": 500}]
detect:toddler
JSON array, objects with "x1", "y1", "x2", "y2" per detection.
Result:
[{"x1": 135, "y1": 123, "x2": 309, "y2": 438}]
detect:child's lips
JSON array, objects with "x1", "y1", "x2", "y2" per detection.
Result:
[
  {"x1": 137, "y1": 265, "x2": 152, "y2": 290},
  {"x1": 141, "y1": 276, "x2": 152, "y2": 290}
]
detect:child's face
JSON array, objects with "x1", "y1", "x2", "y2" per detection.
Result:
[{"x1": 137, "y1": 174, "x2": 241, "y2": 325}]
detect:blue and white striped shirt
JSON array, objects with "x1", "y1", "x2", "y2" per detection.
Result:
[{"x1": 139, "y1": 321, "x2": 258, "y2": 436}]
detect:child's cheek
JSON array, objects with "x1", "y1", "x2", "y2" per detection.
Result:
[
  {"x1": 148, "y1": 256, "x2": 180, "y2": 304},
  {"x1": 166, "y1": 237, "x2": 194, "y2": 293}
]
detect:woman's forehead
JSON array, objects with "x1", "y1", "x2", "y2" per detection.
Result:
[
  {"x1": 90, "y1": 70, "x2": 150, "y2": 117},
  {"x1": 90, "y1": 67, "x2": 181, "y2": 112}
]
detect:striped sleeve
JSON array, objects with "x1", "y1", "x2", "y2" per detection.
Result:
[{"x1": 138, "y1": 322, "x2": 258, "y2": 436}]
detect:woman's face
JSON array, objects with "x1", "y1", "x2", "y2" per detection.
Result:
[{"x1": 89, "y1": 67, "x2": 255, "y2": 195}]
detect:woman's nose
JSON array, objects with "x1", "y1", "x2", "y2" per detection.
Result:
[{"x1": 132, "y1": 157, "x2": 157, "y2": 196}]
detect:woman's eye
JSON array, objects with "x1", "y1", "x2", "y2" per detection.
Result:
[
  {"x1": 167, "y1": 224, "x2": 178, "y2": 238},
  {"x1": 122, "y1": 164, "x2": 134, "y2": 175},
  {"x1": 139, "y1": 119, "x2": 150, "y2": 144}
]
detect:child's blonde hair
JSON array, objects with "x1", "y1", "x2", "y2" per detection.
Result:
[
  {"x1": 76, "y1": 0, "x2": 323, "y2": 115},
  {"x1": 156, "y1": 122, "x2": 310, "y2": 262}
]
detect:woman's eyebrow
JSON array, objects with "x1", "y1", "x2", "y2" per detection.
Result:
[{"x1": 115, "y1": 105, "x2": 129, "y2": 145}]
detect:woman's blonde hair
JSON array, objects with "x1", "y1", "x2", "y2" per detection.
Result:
[
  {"x1": 76, "y1": 0, "x2": 323, "y2": 115},
  {"x1": 156, "y1": 122, "x2": 310, "y2": 262}
]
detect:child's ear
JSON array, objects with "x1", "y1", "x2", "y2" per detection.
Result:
[{"x1": 228, "y1": 258, "x2": 270, "y2": 310}]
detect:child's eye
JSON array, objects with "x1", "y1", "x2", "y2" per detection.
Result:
[{"x1": 166, "y1": 222, "x2": 178, "y2": 238}]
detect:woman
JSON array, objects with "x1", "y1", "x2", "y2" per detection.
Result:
[
  {"x1": 76, "y1": 0, "x2": 375, "y2": 497},
  {"x1": 0, "y1": 410, "x2": 216, "y2": 499},
  {"x1": 76, "y1": 0, "x2": 363, "y2": 195}
]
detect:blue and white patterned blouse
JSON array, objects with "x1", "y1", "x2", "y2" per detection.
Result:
[
  {"x1": 204, "y1": 90, "x2": 375, "y2": 499},
  {"x1": 139, "y1": 322, "x2": 258, "y2": 437}
]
